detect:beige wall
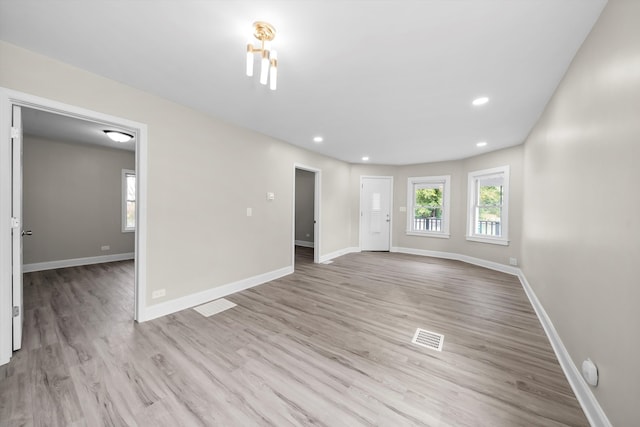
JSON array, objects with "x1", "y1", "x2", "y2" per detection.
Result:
[
  {"x1": 350, "y1": 146, "x2": 523, "y2": 266},
  {"x1": 522, "y1": 0, "x2": 640, "y2": 424},
  {"x1": 294, "y1": 169, "x2": 314, "y2": 244},
  {"x1": 0, "y1": 41, "x2": 352, "y2": 306},
  {"x1": 4, "y1": 5, "x2": 636, "y2": 419},
  {"x1": 23, "y1": 136, "x2": 135, "y2": 264}
]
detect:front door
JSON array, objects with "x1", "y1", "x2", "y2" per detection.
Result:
[{"x1": 360, "y1": 177, "x2": 392, "y2": 251}]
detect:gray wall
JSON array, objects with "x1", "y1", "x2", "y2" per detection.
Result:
[
  {"x1": 294, "y1": 169, "x2": 314, "y2": 245},
  {"x1": 23, "y1": 136, "x2": 135, "y2": 264},
  {"x1": 522, "y1": 0, "x2": 639, "y2": 424}
]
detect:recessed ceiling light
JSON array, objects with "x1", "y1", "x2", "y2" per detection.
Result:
[
  {"x1": 103, "y1": 130, "x2": 134, "y2": 143},
  {"x1": 362, "y1": 156, "x2": 369, "y2": 161},
  {"x1": 472, "y1": 96, "x2": 490, "y2": 106},
  {"x1": 476, "y1": 141, "x2": 488, "y2": 147},
  {"x1": 313, "y1": 136, "x2": 323, "y2": 143}
]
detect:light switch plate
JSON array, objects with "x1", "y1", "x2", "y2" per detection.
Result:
[{"x1": 246, "y1": 207, "x2": 252, "y2": 217}]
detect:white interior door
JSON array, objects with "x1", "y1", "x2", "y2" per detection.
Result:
[
  {"x1": 360, "y1": 177, "x2": 392, "y2": 251},
  {"x1": 11, "y1": 105, "x2": 23, "y2": 351}
]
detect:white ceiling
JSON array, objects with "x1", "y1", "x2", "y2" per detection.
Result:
[{"x1": 0, "y1": 0, "x2": 606, "y2": 165}]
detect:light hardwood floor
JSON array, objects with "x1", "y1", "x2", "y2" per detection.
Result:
[{"x1": 0, "y1": 248, "x2": 588, "y2": 426}]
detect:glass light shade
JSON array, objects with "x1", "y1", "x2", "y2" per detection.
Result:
[
  {"x1": 260, "y1": 53, "x2": 269, "y2": 85},
  {"x1": 104, "y1": 130, "x2": 133, "y2": 143},
  {"x1": 246, "y1": 44, "x2": 254, "y2": 76},
  {"x1": 269, "y1": 51, "x2": 277, "y2": 90}
]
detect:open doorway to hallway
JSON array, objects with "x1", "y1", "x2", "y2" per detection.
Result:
[{"x1": 293, "y1": 165, "x2": 321, "y2": 266}]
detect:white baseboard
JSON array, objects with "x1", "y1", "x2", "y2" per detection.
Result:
[
  {"x1": 142, "y1": 265, "x2": 294, "y2": 322},
  {"x1": 23, "y1": 252, "x2": 135, "y2": 273},
  {"x1": 294, "y1": 240, "x2": 315, "y2": 248},
  {"x1": 391, "y1": 245, "x2": 610, "y2": 426},
  {"x1": 391, "y1": 246, "x2": 520, "y2": 275},
  {"x1": 319, "y1": 247, "x2": 360, "y2": 263},
  {"x1": 517, "y1": 272, "x2": 611, "y2": 427}
]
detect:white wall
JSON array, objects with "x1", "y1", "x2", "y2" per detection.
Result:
[
  {"x1": 23, "y1": 135, "x2": 135, "y2": 265},
  {"x1": 522, "y1": 0, "x2": 640, "y2": 424}
]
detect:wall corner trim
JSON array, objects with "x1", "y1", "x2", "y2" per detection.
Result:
[
  {"x1": 390, "y1": 246, "x2": 520, "y2": 275},
  {"x1": 319, "y1": 247, "x2": 360, "y2": 263},
  {"x1": 391, "y1": 246, "x2": 611, "y2": 426},
  {"x1": 517, "y1": 271, "x2": 612, "y2": 427},
  {"x1": 141, "y1": 265, "x2": 294, "y2": 322},
  {"x1": 23, "y1": 252, "x2": 135, "y2": 273},
  {"x1": 294, "y1": 240, "x2": 315, "y2": 248}
]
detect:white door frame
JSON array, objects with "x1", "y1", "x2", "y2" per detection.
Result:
[
  {"x1": 0, "y1": 87, "x2": 149, "y2": 365},
  {"x1": 11, "y1": 105, "x2": 23, "y2": 351},
  {"x1": 359, "y1": 175, "x2": 393, "y2": 251},
  {"x1": 292, "y1": 164, "x2": 321, "y2": 264}
]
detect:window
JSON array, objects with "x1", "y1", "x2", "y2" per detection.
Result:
[
  {"x1": 122, "y1": 169, "x2": 136, "y2": 232},
  {"x1": 407, "y1": 175, "x2": 451, "y2": 238},
  {"x1": 467, "y1": 166, "x2": 509, "y2": 245}
]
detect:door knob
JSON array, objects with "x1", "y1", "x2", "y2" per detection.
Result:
[{"x1": 21, "y1": 230, "x2": 32, "y2": 236}]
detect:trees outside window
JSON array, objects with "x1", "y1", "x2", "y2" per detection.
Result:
[
  {"x1": 407, "y1": 176, "x2": 451, "y2": 238},
  {"x1": 122, "y1": 169, "x2": 136, "y2": 232},
  {"x1": 467, "y1": 166, "x2": 509, "y2": 245}
]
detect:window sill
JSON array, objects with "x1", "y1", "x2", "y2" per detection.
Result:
[
  {"x1": 122, "y1": 228, "x2": 135, "y2": 233},
  {"x1": 406, "y1": 231, "x2": 450, "y2": 239},
  {"x1": 466, "y1": 235, "x2": 509, "y2": 246}
]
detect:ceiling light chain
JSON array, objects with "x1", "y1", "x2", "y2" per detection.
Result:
[{"x1": 246, "y1": 21, "x2": 278, "y2": 90}]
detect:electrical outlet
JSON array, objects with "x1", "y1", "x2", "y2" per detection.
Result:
[
  {"x1": 152, "y1": 289, "x2": 166, "y2": 299},
  {"x1": 399, "y1": 207, "x2": 407, "y2": 212},
  {"x1": 509, "y1": 257, "x2": 518, "y2": 266},
  {"x1": 101, "y1": 245, "x2": 110, "y2": 251}
]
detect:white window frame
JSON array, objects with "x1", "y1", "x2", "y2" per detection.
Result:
[
  {"x1": 406, "y1": 175, "x2": 451, "y2": 238},
  {"x1": 122, "y1": 169, "x2": 136, "y2": 232},
  {"x1": 466, "y1": 165, "x2": 509, "y2": 246}
]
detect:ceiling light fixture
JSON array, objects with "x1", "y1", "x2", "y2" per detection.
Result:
[
  {"x1": 472, "y1": 96, "x2": 490, "y2": 106},
  {"x1": 103, "y1": 130, "x2": 134, "y2": 143},
  {"x1": 362, "y1": 156, "x2": 370, "y2": 161},
  {"x1": 313, "y1": 136, "x2": 323, "y2": 143},
  {"x1": 476, "y1": 141, "x2": 487, "y2": 147},
  {"x1": 246, "y1": 21, "x2": 278, "y2": 90}
]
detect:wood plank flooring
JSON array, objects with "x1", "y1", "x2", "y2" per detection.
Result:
[{"x1": 0, "y1": 248, "x2": 589, "y2": 426}]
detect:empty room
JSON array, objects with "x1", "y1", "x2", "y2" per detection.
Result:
[{"x1": 0, "y1": 1, "x2": 638, "y2": 426}]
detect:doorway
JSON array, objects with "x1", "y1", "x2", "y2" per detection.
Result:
[
  {"x1": 0, "y1": 88, "x2": 148, "y2": 365},
  {"x1": 293, "y1": 164, "x2": 321, "y2": 265},
  {"x1": 360, "y1": 176, "x2": 393, "y2": 251}
]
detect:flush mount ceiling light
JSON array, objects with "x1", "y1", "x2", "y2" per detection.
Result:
[
  {"x1": 361, "y1": 156, "x2": 370, "y2": 161},
  {"x1": 103, "y1": 130, "x2": 134, "y2": 143},
  {"x1": 476, "y1": 141, "x2": 488, "y2": 147},
  {"x1": 472, "y1": 96, "x2": 490, "y2": 106},
  {"x1": 313, "y1": 136, "x2": 323, "y2": 143},
  {"x1": 246, "y1": 21, "x2": 278, "y2": 90}
]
